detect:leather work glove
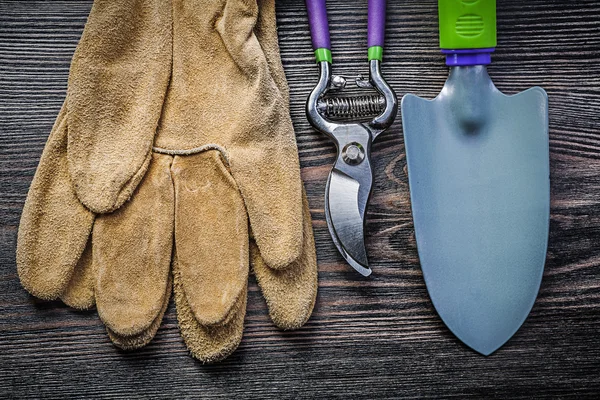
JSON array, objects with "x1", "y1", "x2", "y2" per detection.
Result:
[{"x1": 17, "y1": 0, "x2": 318, "y2": 363}]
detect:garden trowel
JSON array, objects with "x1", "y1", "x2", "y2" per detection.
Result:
[{"x1": 401, "y1": 0, "x2": 549, "y2": 355}]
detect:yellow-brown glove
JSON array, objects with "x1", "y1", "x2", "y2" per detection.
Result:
[{"x1": 17, "y1": 0, "x2": 318, "y2": 363}]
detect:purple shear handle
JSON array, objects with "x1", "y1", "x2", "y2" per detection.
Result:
[
  {"x1": 306, "y1": 0, "x2": 331, "y2": 50},
  {"x1": 368, "y1": 0, "x2": 386, "y2": 48}
]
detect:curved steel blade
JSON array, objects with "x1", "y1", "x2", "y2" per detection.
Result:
[
  {"x1": 325, "y1": 168, "x2": 371, "y2": 276},
  {"x1": 402, "y1": 66, "x2": 549, "y2": 355}
]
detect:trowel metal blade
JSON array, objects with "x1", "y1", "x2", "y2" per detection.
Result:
[{"x1": 401, "y1": 66, "x2": 549, "y2": 355}]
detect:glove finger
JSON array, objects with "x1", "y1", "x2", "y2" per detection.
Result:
[
  {"x1": 67, "y1": 0, "x2": 172, "y2": 213},
  {"x1": 17, "y1": 103, "x2": 95, "y2": 300},
  {"x1": 173, "y1": 251, "x2": 247, "y2": 363},
  {"x1": 228, "y1": 141, "x2": 304, "y2": 271},
  {"x1": 60, "y1": 236, "x2": 95, "y2": 310},
  {"x1": 253, "y1": 188, "x2": 318, "y2": 329},
  {"x1": 215, "y1": 0, "x2": 261, "y2": 79},
  {"x1": 218, "y1": 0, "x2": 304, "y2": 270},
  {"x1": 94, "y1": 153, "x2": 173, "y2": 337},
  {"x1": 171, "y1": 150, "x2": 249, "y2": 326},
  {"x1": 255, "y1": 0, "x2": 290, "y2": 104},
  {"x1": 107, "y1": 275, "x2": 172, "y2": 350}
]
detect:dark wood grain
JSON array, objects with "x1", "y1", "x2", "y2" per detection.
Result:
[{"x1": 1, "y1": 0, "x2": 599, "y2": 398}]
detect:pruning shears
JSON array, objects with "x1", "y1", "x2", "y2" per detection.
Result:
[{"x1": 305, "y1": 0, "x2": 398, "y2": 276}]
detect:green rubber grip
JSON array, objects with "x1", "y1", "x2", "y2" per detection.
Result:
[
  {"x1": 438, "y1": 0, "x2": 497, "y2": 49},
  {"x1": 314, "y1": 48, "x2": 332, "y2": 63},
  {"x1": 368, "y1": 46, "x2": 383, "y2": 61}
]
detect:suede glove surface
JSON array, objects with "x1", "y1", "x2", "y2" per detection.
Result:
[{"x1": 17, "y1": 0, "x2": 318, "y2": 363}]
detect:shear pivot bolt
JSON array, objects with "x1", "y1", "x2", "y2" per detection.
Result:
[{"x1": 342, "y1": 142, "x2": 365, "y2": 165}]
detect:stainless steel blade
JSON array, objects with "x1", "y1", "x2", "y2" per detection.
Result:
[
  {"x1": 325, "y1": 168, "x2": 372, "y2": 276},
  {"x1": 401, "y1": 66, "x2": 549, "y2": 355}
]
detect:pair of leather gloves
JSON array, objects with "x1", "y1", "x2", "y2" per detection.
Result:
[{"x1": 17, "y1": 0, "x2": 318, "y2": 363}]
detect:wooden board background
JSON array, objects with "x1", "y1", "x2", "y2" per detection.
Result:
[{"x1": 1, "y1": 0, "x2": 599, "y2": 398}]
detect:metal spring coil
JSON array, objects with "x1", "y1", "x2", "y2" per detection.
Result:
[{"x1": 317, "y1": 95, "x2": 385, "y2": 118}]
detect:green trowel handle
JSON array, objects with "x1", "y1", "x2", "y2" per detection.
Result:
[{"x1": 438, "y1": 0, "x2": 497, "y2": 49}]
